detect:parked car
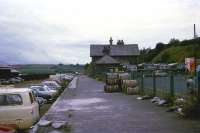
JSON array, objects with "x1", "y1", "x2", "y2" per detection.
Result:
[
  {"x1": 9, "y1": 78, "x2": 20, "y2": 84},
  {"x1": 42, "y1": 81, "x2": 61, "y2": 90},
  {"x1": 35, "y1": 97, "x2": 47, "y2": 105},
  {"x1": 0, "y1": 87, "x2": 40, "y2": 129},
  {"x1": 30, "y1": 85, "x2": 57, "y2": 102},
  {"x1": 64, "y1": 75, "x2": 74, "y2": 81},
  {"x1": 0, "y1": 80, "x2": 11, "y2": 85},
  {"x1": 15, "y1": 77, "x2": 24, "y2": 82}
]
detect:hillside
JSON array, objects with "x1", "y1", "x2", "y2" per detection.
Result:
[
  {"x1": 152, "y1": 45, "x2": 200, "y2": 63},
  {"x1": 139, "y1": 37, "x2": 200, "y2": 63}
]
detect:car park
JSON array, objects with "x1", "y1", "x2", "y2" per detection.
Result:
[{"x1": 0, "y1": 87, "x2": 39, "y2": 129}]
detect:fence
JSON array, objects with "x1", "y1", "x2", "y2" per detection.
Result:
[{"x1": 131, "y1": 70, "x2": 200, "y2": 99}]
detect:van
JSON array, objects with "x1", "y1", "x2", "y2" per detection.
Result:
[{"x1": 0, "y1": 87, "x2": 40, "y2": 129}]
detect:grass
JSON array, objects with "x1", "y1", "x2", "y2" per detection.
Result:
[
  {"x1": 37, "y1": 124, "x2": 72, "y2": 133},
  {"x1": 39, "y1": 103, "x2": 52, "y2": 117},
  {"x1": 152, "y1": 45, "x2": 200, "y2": 63}
]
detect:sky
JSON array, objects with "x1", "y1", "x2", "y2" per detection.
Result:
[{"x1": 0, "y1": 0, "x2": 199, "y2": 64}]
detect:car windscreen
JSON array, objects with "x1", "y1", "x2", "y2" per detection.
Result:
[
  {"x1": 43, "y1": 86, "x2": 51, "y2": 91},
  {"x1": 36, "y1": 87, "x2": 47, "y2": 91},
  {"x1": 45, "y1": 83, "x2": 57, "y2": 87},
  {"x1": 0, "y1": 94, "x2": 23, "y2": 106}
]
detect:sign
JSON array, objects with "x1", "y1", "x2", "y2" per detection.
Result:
[{"x1": 185, "y1": 57, "x2": 195, "y2": 72}]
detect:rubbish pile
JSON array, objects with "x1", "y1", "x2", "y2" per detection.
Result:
[{"x1": 30, "y1": 120, "x2": 70, "y2": 133}]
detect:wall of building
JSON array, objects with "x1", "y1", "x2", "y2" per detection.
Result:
[
  {"x1": 92, "y1": 56, "x2": 138, "y2": 65},
  {"x1": 0, "y1": 69, "x2": 12, "y2": 79}
]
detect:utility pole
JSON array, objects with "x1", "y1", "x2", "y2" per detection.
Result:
[
  {"x1": 193, "y1": 24, "x2": 197, "y2": 76},
  {"x1": 194, "y1": 24, "x2": 197, "y2": 39}
]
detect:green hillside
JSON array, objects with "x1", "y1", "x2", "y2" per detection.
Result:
[
  {"x1": 152, "y1": 45, "x2": 200, "y2": 63},
  {"x1": 139, "y1": 37, "x2": 200, "y2": 63}
]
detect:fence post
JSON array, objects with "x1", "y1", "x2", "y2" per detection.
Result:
[
  {"x1": 131, "y1": 71, "x2": 134, "y2": 80},
  {"x1": 170, "y1": 71, "x2": 174, "y2": 97},
  {"x1": 198, "y1": 71, "x2": 200, "y2": 102},
  {"x1": 153, "y1": 71, "x2": 156, "y2": 97},
  {"x1": 141, "y1": 71, "x2": 144, "y2": 95}
]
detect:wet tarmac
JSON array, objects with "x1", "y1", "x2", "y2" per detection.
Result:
[{"x1": 38, "y1": 75, "x2": 200, "y2": 133}]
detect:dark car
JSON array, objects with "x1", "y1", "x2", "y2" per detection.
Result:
[{"x1": 30, "y1": 86, "x2": 55, "y2": 102}]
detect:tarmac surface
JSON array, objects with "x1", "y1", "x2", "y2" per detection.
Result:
[{"x1": 37, "y1": 75, "x2": 200, "y2": 133}]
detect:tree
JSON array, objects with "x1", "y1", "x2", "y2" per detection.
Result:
[
  {"x1": 155, "y1": 42, "x2": 165, "y2": 51},
  {"x1": 116, "y1": 40, "x2": 124, "y2": 45},
  {"x1": 168, "y1": 38, "x2": 180, "y2": 46},
  {"x1": 84, "y1": 63, "x2": 89, "y2": 70}
]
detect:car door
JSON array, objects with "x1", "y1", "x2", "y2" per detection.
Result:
[
  {"x1": 0, "y1": 94, "x2": 24, "y2": 125},
  {"x1": 28, "y1": 92, "x2": 39, "y2": 122}
]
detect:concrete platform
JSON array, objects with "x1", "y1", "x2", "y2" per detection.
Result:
[{"x1": 33, "y1": 75, "x2": 200, "y2": 133}]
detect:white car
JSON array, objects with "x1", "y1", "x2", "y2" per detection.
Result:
[
  {"x1": 42, "y1": 81, "x2": 61, "y2": 90},
  {"x1": 0, "y1": 87, "x2": 40, "y2": 129},
  {"x1": 30, "y1": 85, "x2": 58, "y2": 100}
]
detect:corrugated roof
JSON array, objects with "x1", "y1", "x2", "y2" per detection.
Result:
[
  {"x1": 95, "y1": 55, "x2": 120, "y2": 64},
  {"x1": 90, "y1": 44, "x2": 140, "y2": 57},
  {"x1": 0, "y1": 65, "x2": 12, "y2": 70},
  {"x1": 0, "y1": 64, "x2": 11, "y2": 68}
]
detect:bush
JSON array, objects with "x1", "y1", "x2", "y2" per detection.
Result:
[
  {"x1": 59, "y1": 80, "x2": 69, "y2": 93},
  {"x1": 160, "y1": 92, "x2": 175, "y2": 106},
  {"x1": 182, "y1": 95, "x2": 199, "y2": 118}
]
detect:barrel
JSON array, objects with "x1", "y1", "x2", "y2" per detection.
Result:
[
  {"x1": 106, "y1": 73, "x2": 118, "y2": 79},
  {"x1": 118, "y1": 73, "x2": 129, "y2": 80},
  {"x1": 122, "y1": 80, "x2": 137, "y2": 88},
  {"x1": 106, "y1": 79, "x2": 119, "y2": 85},
  {"x1": 104, "y1": 85, "x2": 119, "y2": 93},
  {"x1": 126, "y1": 86, "x2": 139, "y2": 95},
  {"x1": 118, "y1": 73, "x2": 129, "y2": 91}
]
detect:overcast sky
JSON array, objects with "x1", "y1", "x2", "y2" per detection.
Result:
[{"x1": 0, "y1": 0, "x2": 199, "y2": 64}]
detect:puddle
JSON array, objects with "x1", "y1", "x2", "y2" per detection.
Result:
[
  {"x1": 67, "y1": 98, "x2": 106, "y2": 106},
  {"x1": 94, "y1": 105, "x2": 110, "y2": 110},
  {"x1": 52, "y1": 98, "x2": 110, "y2": 112}
]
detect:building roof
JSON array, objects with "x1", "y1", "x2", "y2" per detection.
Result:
[
  {"x1": 95, "y1": 55, "x2": 120, "y2": 65},
  {"x1": 0, "y1": 64, "x2": 11, "y2": 70},
  {"x1": 90, "y1": 44, "x2": 140, "y2": 57}
]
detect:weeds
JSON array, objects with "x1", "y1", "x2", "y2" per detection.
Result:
[{"x1": 182, "y1": 94, "x2": 199, "y2": 118}]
